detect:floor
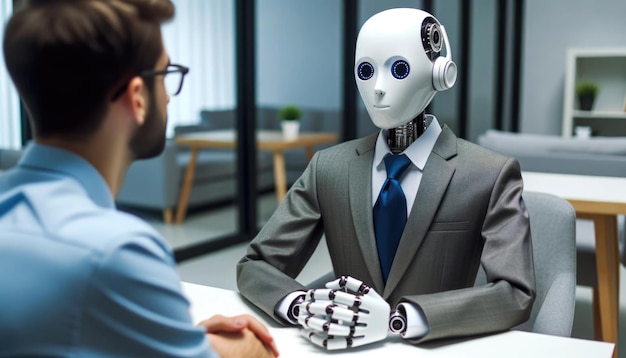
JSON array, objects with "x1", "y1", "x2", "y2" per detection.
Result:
[{"x1": 132, "y1": 192, "x2": 626, "y2": 357}]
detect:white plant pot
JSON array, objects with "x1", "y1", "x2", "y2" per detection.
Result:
[{"x1": 281, "y1": 121, "x2": 300, "y2": 140}]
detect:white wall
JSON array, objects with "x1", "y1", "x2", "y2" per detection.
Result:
[{"x1": 521, "y1": 0, "x2": 626, "y2": 134}]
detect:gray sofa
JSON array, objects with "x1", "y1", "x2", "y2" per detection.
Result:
[
  {"x1": 478, "y1": 130, "x2": 626, "y2": 177},
  {"x1": 0, "y1": 148, "x2": 22, "y2": 172},
  {"x1": 115, "y1": 139, "x2": 276, "y2": 223},
  {"x1": 477, "y1": 129, "x2": 626, "y2": 286},
  {"x1": 116, "y1": 106, "x2": 341, "y2": 223}
]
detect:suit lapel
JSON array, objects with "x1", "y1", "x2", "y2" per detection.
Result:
[
  {"x1": 383, "y1": 126, "x2": 458, "y2": 297},
  {"x1": 349, "y1": 133, "x2": 385, "y2": 292}
]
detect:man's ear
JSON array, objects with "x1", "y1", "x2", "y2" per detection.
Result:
[{"x1": 126, "y1": 76, "x2": 147, "y2": 126}]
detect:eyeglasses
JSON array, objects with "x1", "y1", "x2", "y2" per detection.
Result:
[
  {"x1": 111, "y1": 62, "x2": 189, "y2": 101},
  {"x1": 141, "y1": 63, "x2": 189, "y2": 96}
]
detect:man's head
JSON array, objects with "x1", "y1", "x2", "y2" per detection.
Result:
[
  {"x1": 355, "y1": 8, "x2": 456, "y2": 129},
  {"x1": 3, "y1": 0, "x2": 175, "y2": 159}
]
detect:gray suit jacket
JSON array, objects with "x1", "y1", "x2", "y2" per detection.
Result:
[{"x1": 237, "y1": 125, "x2": 535, "y2": 343}]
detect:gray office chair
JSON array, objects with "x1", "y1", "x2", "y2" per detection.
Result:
[
  {"x1": 475, "y1": 191, "x2": 577, "y2": 336},
  {"x1": 477, "y1": 130, "x2": 626, "y2": 287}
]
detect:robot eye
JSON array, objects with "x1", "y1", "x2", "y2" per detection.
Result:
[
  {"x1": 357, "y1": 62, "x2": 374, "y2": 80},
  {"x1": 391, "y1": 60, "x2": 410, "y2": 79}
]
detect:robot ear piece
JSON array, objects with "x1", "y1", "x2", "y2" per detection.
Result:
[
  {"x1": 432, "y1": 57, "x2": 457, "y2": 91},
  {"x1": 431, "y1": 25, "x2": 457, "y2": 91}
]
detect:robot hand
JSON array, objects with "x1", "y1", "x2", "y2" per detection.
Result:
[{"x1": 296, "y1": 275, "x2": 390, "y2": 350}]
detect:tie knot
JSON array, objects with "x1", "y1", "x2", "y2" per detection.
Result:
[{"x1": 384, "y1": 154, "x2": 411, "y2": 180}]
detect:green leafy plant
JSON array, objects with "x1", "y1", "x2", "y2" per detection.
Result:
[
  {"x1": 576, "y1": 82, "x2": 599, "y2": 98},
  {"x1": 278, "y1": 105, "x2": 302, "y2": 121}
]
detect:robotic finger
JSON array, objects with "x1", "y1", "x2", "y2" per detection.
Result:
[
  {"x1": 305, "y1": 288, "x2": 335, "y2": 301},
  {"x1": 326, "y1": 276, "x2": 384, "y2": 301},
  {"x1": 300, "y1": 302, "x2": 358, "y2": 321},
  {"x1": 301, "y1": 329, "x2": 354, "y2": 350},
  {"x1": 327, "y1": 275, "x2": 371, "y2": 295},
  {"x1": 305, "y1": 288, "x2": 365, "y2": 310},
  {"x1": 298, "y1": 314, "x2": 351, "y2": 336}
]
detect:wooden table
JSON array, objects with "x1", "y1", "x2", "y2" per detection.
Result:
[
  {"x1": 522, "y1": 171, "x2": 626, "y2": 358},
  {"x1": 174, "y1": 130, "x2": 338, "y2": 224},
  {"x1": 181, "y1": 281, "x2": 615, "y2": 357}
]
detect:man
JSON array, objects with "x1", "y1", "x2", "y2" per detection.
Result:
[
  {"x1": 0, "y1": 1, "x2": 278, "y2": 357},
  {"x1": 237, "y1": 8, "x2": 535, "y2": 350}
]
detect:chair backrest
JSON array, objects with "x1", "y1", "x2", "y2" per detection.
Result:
[{"x1": 475, "y1": 190, "x2": 577, "y2": 336}]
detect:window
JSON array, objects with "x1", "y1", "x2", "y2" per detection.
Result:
[{"x1": 161, "y1": 0, "x2": 236, "y2": 137}]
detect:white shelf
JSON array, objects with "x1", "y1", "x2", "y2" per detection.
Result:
[{"x1": 562, "y1": 47, "x2": 626, "y2": 137}]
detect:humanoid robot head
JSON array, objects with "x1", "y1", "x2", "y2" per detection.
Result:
[{"x1": 355, "y1": 8, "x2": 457, "y2": 129}]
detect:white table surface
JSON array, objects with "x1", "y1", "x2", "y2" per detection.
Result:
[
  {"x1": 181, "y1": 282, "x2": 614, "y2": 358},
  {"x1": 522, "y1": 171, "x2": 626, "y2": 204}
]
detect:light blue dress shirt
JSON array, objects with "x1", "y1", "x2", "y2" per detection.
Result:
[{"x1": 0, "y1": 144, "x2": 216, "y2": 357}]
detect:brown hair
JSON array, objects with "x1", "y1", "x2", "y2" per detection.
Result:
[{"x1": 3, "y1": 0, "x2": 174, "y2": 139}]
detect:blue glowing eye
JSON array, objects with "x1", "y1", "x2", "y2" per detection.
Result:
[
  {"x1": 391, "y1": 60, "x2": 410, "y2": 79},
  {"x1": 357, "y1": 62, "x2": 374, "y2": 80}
]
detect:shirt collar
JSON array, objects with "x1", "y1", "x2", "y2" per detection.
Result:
[
  {"x1": 18, "y1": 143, "x2": 115, "y2": 209},
  {"x1": 374, "y1": 115, "x2": 442, "y2": 171}
]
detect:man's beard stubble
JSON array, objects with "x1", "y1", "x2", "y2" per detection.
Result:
[{"x1": 129, "y1": 88, "x2": 167, "y2": 160}]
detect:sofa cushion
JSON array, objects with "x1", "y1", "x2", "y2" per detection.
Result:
[
  {"x1": 551, "y1": 137, "x2": 626, "y2": 156},
  {"x1": 176, "y1": 149, "x2": 274, "y2": 183},
  {"x1": 480, "y1": 130, "x2": 626, "y2": 156},
  {"x1": 0, "y1": 148, "x2": 23, "y2": 170},
  {"x1": 199, "y1": 109, "x2": 236, "y2": 130},
  {"x1": 478, "y1": 130, "x2": 626, "y2": 178}
]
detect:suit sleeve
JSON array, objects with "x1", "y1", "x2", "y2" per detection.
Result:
[
  {"x1": 81, "y1": 234, "x2": 217, "y2": 358},
  {"x1": 400, "y1": 157, "x2": 536, "y2": 344},
  {"x1": 237, "y1": 152, "x2": 327, "y2": 324}
]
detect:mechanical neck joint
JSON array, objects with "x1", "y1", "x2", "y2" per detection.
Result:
[{"x1": 387, "y1": 112, "x2": 431, "y2": 154}]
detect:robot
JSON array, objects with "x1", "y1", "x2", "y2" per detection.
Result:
[{"x1": 295, "y1": 8, "x2": 457, "y2": 350}]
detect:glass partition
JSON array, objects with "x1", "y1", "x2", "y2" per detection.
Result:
[{"x1": 255, "y1": 0, "x2": 343, "y2": 226}]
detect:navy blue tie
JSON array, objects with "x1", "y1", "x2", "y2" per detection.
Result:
[{"x1": 374, "y1": 154, "x2": 412, "y2": 283}]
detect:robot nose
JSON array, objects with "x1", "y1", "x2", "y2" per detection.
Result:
[{"x1": 375, "y1": 89, "x2": 385, "y2": 96}]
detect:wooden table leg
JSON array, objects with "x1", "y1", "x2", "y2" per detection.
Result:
[
  {"x1": 272, "y1": 151, "x2": 287, "y2": 203},
  {"x1": 163, "y1": 208, "x2": 173, "y2": 224},
  {"x1": 588, "y1": 213, "x2": 619, "y2": 357},
  {"x1": 305, "y1": 146, "x2": 314, "y2": 161},
  {"x1": 175, "y1": 147, "x2": 199, "y2": 225},
  {"x1": 593, "y1": 288, "x2": 602, "y2": 341}
]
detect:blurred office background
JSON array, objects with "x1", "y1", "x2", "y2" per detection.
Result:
[{"x1": 2, "y1": 0, "x2": 626, "y2": 354}]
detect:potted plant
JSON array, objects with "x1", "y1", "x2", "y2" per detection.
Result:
[
  {"x1": 278, "y1": 104, "x2": 302, "y2": 140},
  {"x1": 576, "y1": 81, "x2": 599, "y2": 111}
]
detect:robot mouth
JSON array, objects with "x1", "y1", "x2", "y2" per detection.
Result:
[{"x1": 373, "y1": 105, "x2": 390, "y2": 109}]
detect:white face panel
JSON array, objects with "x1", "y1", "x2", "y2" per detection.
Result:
[{"x1": 355, "y1": 8, "x2": 439, "y2": 129}]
